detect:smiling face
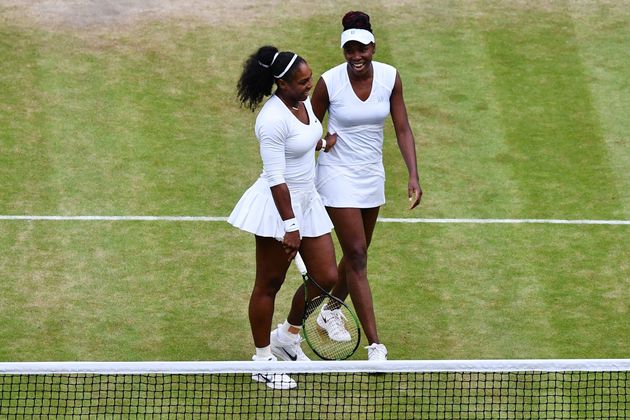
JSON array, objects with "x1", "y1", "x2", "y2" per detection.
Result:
[
  {"x1": 343, "y1": 41, "x2": 375, "y2": 77},
  {"x1": 278, "y1": 61, "x2": 313, "y2": 102}
]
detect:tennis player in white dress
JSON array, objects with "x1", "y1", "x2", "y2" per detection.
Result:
[
  {"x1": 312, "y1": 11, "x2": 423, "y2": 361},
  {"x1": 229, "y1": 46, "x2": 337, "y2": 389}
]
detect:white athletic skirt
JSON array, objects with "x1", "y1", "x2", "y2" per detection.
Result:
[
  {"x1": 315, "y1": 162, "x2": 386, "y2": 208},
  {"x1": 228, "y1": 177, "x2": 333, "y2": 239}
]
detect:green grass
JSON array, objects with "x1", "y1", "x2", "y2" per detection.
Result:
[{"x1": 0, "y1": 0, "x2": 629, "y2": 364}]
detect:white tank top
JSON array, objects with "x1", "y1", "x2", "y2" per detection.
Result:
[{"x1": 317, "y1": 61, "x2": 397, "y2": 166}]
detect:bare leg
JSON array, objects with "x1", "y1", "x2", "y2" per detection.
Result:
[
  {"x1": 326, "y1": 207, "x2": 381, "y2": 344},
  {"x1": 285, "y1": 233, "x2": 338, "y2": 327},
  {"x1": 249, "y1": 236, "x2": 291, "y2": 347}
]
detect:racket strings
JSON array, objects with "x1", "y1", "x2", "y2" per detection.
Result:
[
  {"x1": 322, "y1": 299, "x2": 343, "y2": 311},
  {"x1": 303, "y1": 295, "x2": 360, "y2": 360}
]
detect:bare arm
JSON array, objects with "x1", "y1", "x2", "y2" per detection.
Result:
[
  {"x1": 311, "y1": 77, "x2": 329, "y2": 121},
  {"x1": 390, "y1": 71, "x2": 422, "y2": 209},
  {"x1": 311, "y1": 77, "x2": 337, "y2": 152}
]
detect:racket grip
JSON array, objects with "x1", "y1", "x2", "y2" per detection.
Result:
[{"x1": 294, "y1": 252, "x2": 308, "y2": 275}]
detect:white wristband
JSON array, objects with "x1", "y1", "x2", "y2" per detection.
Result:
[
  {"x1": 283, "y1": 217, "x2": 299, "y2": 232},
  {"x1": 320, "y1": 138, "x2": 327, "y2": 150}
]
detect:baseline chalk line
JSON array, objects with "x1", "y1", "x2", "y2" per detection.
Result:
[{"x1": 1, "y1": 215, "x2": 628, "y2": 225}]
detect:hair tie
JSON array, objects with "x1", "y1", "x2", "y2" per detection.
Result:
[
  {"x1": 258, "y1": 52, "x2": 280, "y2": 69},
  {"x1": 274, "y1": 53, "x2": 298, "y2": 79}
]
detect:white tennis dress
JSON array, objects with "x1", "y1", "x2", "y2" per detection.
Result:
[
  {"x1": 316, "y1": 61, "x2": 397, "y2": 208},
  {"x1": 228, "y1": 95, "x2": 333, "y2": 239}
]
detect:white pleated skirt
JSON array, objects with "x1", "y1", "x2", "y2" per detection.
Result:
[
  {"x1": 315, "y1": 162, "x2": 386, "y2": 208},
  {"x1": 228, "y1": 177, "x2": 333, "y2": 240}
]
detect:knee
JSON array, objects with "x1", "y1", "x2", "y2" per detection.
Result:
[
  {"x1": 317, "y1": 267, "x2": 338, "y2": 291},
  {"x1": 344, "y1": 246, "x2": 368, "y2": 271},
  {"x1": 253, "y1": 274, "x2": 285, "y2": 296}
]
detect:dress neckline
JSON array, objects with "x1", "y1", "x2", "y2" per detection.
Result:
[{"x1": 346, "y1": 63, "x2": 374, "y2": 103}]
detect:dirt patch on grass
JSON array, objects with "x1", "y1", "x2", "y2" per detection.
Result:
[
  {"x1": 0, "y1": 0, "x2": 284, "y2": 29},
  {"x1": 1, "y1": 0, "x2": 425, "y2": 31}
]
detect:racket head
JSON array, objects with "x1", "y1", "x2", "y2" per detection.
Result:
[{"x1": 301, "y1": 273, "x2": 361, "y2": 360}]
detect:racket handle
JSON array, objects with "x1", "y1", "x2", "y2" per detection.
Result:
[{"x1": 294, "y1": 252, "x2": 307, "y2": 275}]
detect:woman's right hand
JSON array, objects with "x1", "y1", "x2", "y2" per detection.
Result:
[{"x1": 282, "y1": 230, "x2": 301, "y2": 261}]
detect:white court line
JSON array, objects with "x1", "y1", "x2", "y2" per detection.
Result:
[
  {"x1": 0, "y1": 215, "x2": 227, "y2": 222},
  {"x1": 379, "y1": 218, "x2": 630, "y2": 225},
  {"x1": 0, "y1": 215, "x2": 629, "y2": 225}
]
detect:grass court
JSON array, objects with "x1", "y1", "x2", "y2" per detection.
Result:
[{"x1": 0, "y1": 0, "x2": 628, "y2": 362}]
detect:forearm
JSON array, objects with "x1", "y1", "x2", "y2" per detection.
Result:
[
  {"x1": 396, "y1": 129, "x2": 419, "y2": 180},
  {"x1": 270, "y1": 183, "x2": 295, "y2": 221},
  {"x1": 270, "y1": 183, "x2": 300, "y2": 259}
]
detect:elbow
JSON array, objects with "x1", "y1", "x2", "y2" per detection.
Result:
[{"x1": 265, "y1": 174, "x2": 286, "y2": 187}]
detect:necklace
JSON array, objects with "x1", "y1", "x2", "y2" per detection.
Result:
[{"x1": 278, "y1": 94, "x2": 300, "y2": 111}]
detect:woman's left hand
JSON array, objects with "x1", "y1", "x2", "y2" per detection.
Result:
[
  {"x1": 321, "y1": 132, "x2": 337, "y2": 152},
  {"x1": 408, "y1": 178, "x2": 422, "y2": 210}
]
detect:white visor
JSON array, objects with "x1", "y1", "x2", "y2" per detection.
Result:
[{"x1": 340, "y1": 29, "x2": 375, "y2": 48}]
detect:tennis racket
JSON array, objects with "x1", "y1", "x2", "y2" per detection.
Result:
[{"x1": 295, "y1": 253, "x2": 360, "y2": 360}]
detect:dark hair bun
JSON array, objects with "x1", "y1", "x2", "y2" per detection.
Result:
[
  {"x1": 256, "y1": 45, "x2": 279, "y2": 68},
  {"x1": 342, "y1": 11, "x2": 372, "y2": 33}
]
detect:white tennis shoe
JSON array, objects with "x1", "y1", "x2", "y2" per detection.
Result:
[
  {"x1": 251, "y1": 355, "x2": 297, "y2": 389},
  {"x1": 365, "y1": 343, "x2": 388, "y2": 361},
  {"x1": 270, "y1": 326, "x2": 310, "y2": 361},
  {"x1": 317, "y1": 306, "x2": 352, "y2": 342}
]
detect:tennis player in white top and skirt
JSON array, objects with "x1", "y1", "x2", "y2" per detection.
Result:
[
  {"x1": 311, "y1": 11, "x2": 423, "y2": 361},
  {"x1": 228, "y1": 46, "x2": 338, "y2": 389}
]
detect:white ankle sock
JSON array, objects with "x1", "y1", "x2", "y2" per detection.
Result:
[
  {"x1": 255, "y1": 346, "x2": 272, "y2": 359},
  {"x1": 280, "y1": 320, "x2": 301, "y2": 340}
]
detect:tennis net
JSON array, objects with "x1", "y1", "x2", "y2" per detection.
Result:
[{"x1": 0, "y1": 359, "x2": 628, "y2": 418}]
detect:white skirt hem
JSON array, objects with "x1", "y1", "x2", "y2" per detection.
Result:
[
  {"x1": 228, "y1": 177, "x2": 333, "y2": 239},
  {"x1": 315, "y1": 163, "x2": 386, "y2": 208}
]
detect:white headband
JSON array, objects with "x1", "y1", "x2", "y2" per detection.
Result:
[
  {"x1": 274, "y1": 53, "x2": 298, "y2": 79},
  {"x1": 340, "y1": 29, "x2": 375, "y2": 48}
]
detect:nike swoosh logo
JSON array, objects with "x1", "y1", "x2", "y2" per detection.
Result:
[
  {"x1": 256, "y1": 373, "x2": 273, "y2": 383},
  {"x1": 321, "y1": 316, "x2": 328, "y2": 323},
  {"x1": 282, "y1": 348, "x2": 298, "y2": 361}
]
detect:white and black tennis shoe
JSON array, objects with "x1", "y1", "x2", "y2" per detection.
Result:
[
  {"x1": 365, "y1": 343, "x2": 388, "y2": 361},
  {"x1": 270, "y1": 325, "x2": 310, "y2": 361},
  {"x1": 317, "y1": 306, "x2": 352, "y2": 342},
  {"x1": 251, "y1": 355, "x2": 297, "y2": 389}
]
